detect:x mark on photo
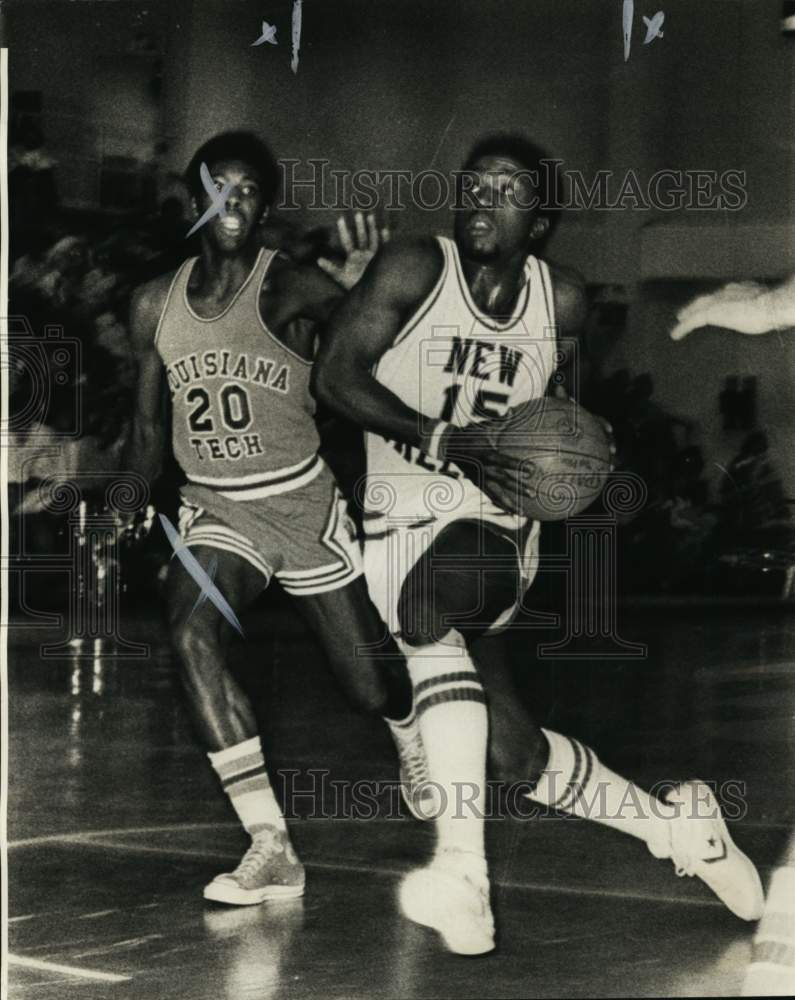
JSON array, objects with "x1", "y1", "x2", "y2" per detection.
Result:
[{"x1": 186, "y1": 162, "x2": 235, "y2": 238}]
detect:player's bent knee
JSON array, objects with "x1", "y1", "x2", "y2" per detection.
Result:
[
  {"x1": 398, "y1": 625, "x2": 448, "y2": 648},
  {"x1": 396, "y1": 598, "x2": 453, "y2": 648}
]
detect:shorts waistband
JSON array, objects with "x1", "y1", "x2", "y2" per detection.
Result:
[{"x1": 187, "y1": 454, "x2": 324, "y2": 501}]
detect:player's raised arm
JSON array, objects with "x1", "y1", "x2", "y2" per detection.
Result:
[
  {"x1": 123, "y1": 276, "x2": 171, "y2": 483},
  {"x1": 317, "y1": 212, "x2": 391, "y2": 291},
  {"x1": 266, "y1": 253, "x2": 345, "y2": 328},
  {"x1": 267, "y1": 212, "x2": 392, "y2": 333},
  {"x1": 670, "y1": 273, "x2": 795, "y2": 341}
]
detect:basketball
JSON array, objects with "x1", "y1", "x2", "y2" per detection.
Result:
[{"x1": 493, "y1": 397, "x2": 611, "y2": 520}]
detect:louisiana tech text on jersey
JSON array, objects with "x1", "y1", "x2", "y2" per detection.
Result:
[{"x1": 165, "y1": 351, "x2": 290, "y2": 395}]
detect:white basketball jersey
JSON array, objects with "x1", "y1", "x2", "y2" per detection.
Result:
[{"x1": 364, "y1": 236, "x2": 558, "y2": 528}]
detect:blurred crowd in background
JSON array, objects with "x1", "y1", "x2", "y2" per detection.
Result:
[{"x1": 7, "y1": 119, "x2": 793, "y2": 600}]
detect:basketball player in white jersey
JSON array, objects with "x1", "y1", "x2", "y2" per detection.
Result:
[
  {"x1": 124, "y1": 132, "x2": 428, "y2": 907},
  {"x1": 315, "y1": 134, "x2": 764, "y2": 953}
]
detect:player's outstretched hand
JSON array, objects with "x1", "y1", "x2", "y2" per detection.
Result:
[
  {"x1": 670, "y1": 281, "x2": 773, "y2": 341},
  {"x1": 317, "y1": 212, "x2": 391, "y2": 291},
  {"x1": 441, "y1": 422, "x2": 527, "y2": 516}
]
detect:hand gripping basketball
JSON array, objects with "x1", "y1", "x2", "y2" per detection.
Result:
[
  {"x1": 438, "y1": 418, "x2": 529, "y2": 515},
  {"x1": 441, "y1": 398, "x2": 613, "y2": 520}
]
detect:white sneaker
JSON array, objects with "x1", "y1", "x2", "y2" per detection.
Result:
[
  {"x1": 650, "y1": 780, "x2": 764, "y2": 921},
  {"x1": 399, "y1": 851, "x2": 495, "y2": 955},
  {"x1": 203, "y1": 826, "x2": 305, "y2": 905},
  {"x1": 390, "y1": 716, "x2": 438, "y2": 822}
]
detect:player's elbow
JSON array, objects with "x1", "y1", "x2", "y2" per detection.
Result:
[{"x1": 310, "y1": 355, "x2": 335, "y2": 408}]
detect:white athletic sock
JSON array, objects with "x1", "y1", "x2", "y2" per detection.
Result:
[
  {"x1": 208, "y1": 735, "x2": 287, "y2": 838},
  {"x1": 403, "y1": 636, "x2": 489, "y2": 876},
  {"x1": 527, "y1": 729, "x2": 675, "y2": 852}
]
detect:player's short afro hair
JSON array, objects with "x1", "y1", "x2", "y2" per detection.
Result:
[
  {"x1": 185, "y1": 131, "x2": 279, "y2": 205},
  {"x1": 463, "y1": 133, "x2": 555, "y2": 211}
]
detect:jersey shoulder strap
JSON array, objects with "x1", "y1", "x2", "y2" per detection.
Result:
[
  {"x1": 391, "y1": 237, "x2": 452, "y2": 348},
  {"x1": 521, "y1": 254, "x2": 557, "y2": 330},
  {"x1": 154, "y1": 257, "x2": 196, "y2": 348}
]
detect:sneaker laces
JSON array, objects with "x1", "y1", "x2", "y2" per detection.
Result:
[
  {"x1": 401, "y1": 739, "x2": 429, "y2": 786},
  {"x1": 396, "y1": 725, "x2": 429, "y2": 786},
  {"x1": 234, "y1": 829, "x2": 284, "y2": 880}
]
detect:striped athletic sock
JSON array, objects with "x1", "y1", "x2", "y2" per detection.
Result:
[
  {"x1": 208, "y1": 735, "x2": 287, "y2": 837},
  {"x1": 527, "y1": 728, "x2": 675, "y2": 848},
  {"x1": 404, "y1": 637, "x2": 489, "y2": 873},
  {"x1": 742, "y1": 866, "x2": 795, "y2": 995}
]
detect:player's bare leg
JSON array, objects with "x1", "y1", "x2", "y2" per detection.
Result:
[
  {"x1": 167, "y1": 545, "x2": 305, "y2": 905},
  {"x1": 294, "y1": 576, "x2": 411, "y2": 719}
]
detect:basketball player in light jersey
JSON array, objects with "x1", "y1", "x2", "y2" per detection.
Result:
[
  {"x1": 315, "y1": 134, "x2": 764, "y2": 954},
  {"x1": 124, "y1": 132, "x2": 428, "y2": 907}
]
